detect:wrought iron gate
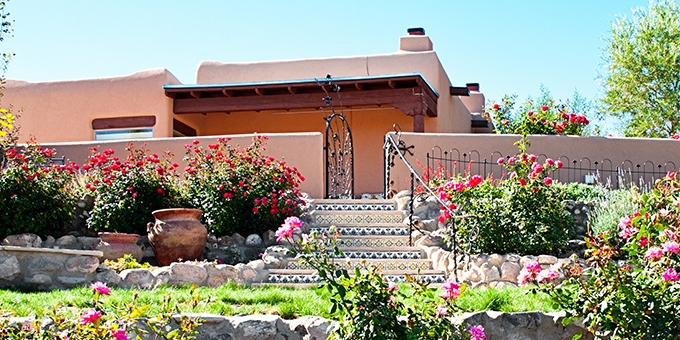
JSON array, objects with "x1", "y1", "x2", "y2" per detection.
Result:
[{"x1": 324, "y1": 113, "x2": 354, "y2": 198}]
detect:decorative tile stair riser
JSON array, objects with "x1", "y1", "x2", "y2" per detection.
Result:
[{"x1": 266, "y1": 199, "x2": 447, "y2": 285}]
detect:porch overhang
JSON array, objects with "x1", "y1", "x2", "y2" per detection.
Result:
[{"x1": 163, "y1": 73, "x2": 439, "y2": 132}]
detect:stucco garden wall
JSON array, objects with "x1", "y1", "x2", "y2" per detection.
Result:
[
  {"x1": 40, "y1": 132, "x2": 325, "y2": 198},
  {"x1": 388, "y1": 132, "x2": 680, "y2": 193}
]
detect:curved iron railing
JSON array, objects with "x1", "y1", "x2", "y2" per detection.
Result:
[{"x1": 384, "y1": 124, "x2": 480, "y2": 281}]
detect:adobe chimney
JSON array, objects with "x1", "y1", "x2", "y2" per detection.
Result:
[{"x1": 399, "y1": 27, "x2": 433, "y2": 52}]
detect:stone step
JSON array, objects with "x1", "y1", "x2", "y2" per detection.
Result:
[
  {"x1": 267, "y1": 269, "x2": 446, "y2": 285},
  {"x1": 285, "y1": 258, "x2": 433, "y2": 271},
  {"x1": 313, "y1": 199, "x2": 396, "y2": 211},
  {"x1": 312, "y1": 211, "x2": 404, "y2": 226},
  {"x1": 335, "y1": 236, "x2": 411, "y2": 248},
  {"x1": 309, "y1": 225, "x2": 410, "y2": 236}
]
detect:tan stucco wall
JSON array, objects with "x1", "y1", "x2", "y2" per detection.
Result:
[
  {"x1": 388, "y1": 132, "x2": 680, "y2": 193},
  {"x1": 2, "y1": 69, "x2": 181, "y2": 143},
  {"x1": 196, "y1": 35, "x2": 472, "y2": 134},
  {"x1": 40, "y1": 132, "x2": 324, "y2": 198}
]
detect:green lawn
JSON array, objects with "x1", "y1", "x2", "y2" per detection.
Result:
[{"x1": 0, "y1": 283, "x2": 562, "y2": 321}]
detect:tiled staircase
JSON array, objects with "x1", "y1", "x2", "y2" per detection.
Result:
[{"x1": 267, "y1": 199, "x2": 447, "y2": 285}]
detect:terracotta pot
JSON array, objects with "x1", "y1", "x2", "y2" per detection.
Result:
[
  {"x1": 96, "y1": 232, "x2": 143, "y2": 262},
  {"x1": 147, "y1": 208, "x2": 208, "y2": 266}
]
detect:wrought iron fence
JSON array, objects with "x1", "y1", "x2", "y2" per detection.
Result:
[{"x1": 427, "y1": 146, "x2": 678, "y2": 189}]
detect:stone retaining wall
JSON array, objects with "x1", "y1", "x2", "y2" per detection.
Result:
[{"x1": 7, "y1": 311, "x2": 591, "y2": 340}]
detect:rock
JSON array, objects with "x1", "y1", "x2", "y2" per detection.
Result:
[
  {"x1": 3, "y1": 233, "x2": 42, "y2": 247},
  {"x1": 422, "y1": 219, "x2": 438, "y2": 232},
  {"x1": 55, "y1": 235, "x2": 79, "y2": 249},
  {"x1": 203, "y1": 263, "x2": 237, "y2": 287},
  {"x1": 166, "y1": 263, "x2": 208, "y2": 286},
  {"x1": 97, "y1": 268, "x2": 122, "y2": 286},
  {"x1": 28, "y1": 255, "x2": 63, "y2": 273},
  {"x1": 246, "y1": 234, "x2": 263, "y2": 246},
  {"x1": 501, "y1": 262, "x2": 521, "y2": 282},
  {"x1": 485, "y1": 266, "x2": 501, "y2": 282},
  {"x1": 538, "y1": 255, "x2": 558, "y2": 265},
  {"x1": 230, "y1": 314, "x2": 279, "y2": 340},
  {"x1": 461, "y1": 311, "x2": 593, "y2": 340},
  {"x1": 119, "y1": 268, "x2": 156, "y2": 289},
  {"x1": 287, "y1": 316, "x2": 334, "y2": 340},
  {"x1": 0, "y1": 255, "x2": 21, "y2": 281},
  {"x1": 25, "y1": 274, "x2": 52, "y2": 285},
  {"x1": 56, "y1": 276, "x2": 88, "y2": 286},
  {"x1": 42, "y1": 236, "x2": 56, "y2": 248},
  {"x1": 65, "y1": 256, "x2": 100, "y2": 274},
  {"x1": 418, "y1": 234, "x2": 444, "y2": 247},
  {"x1": 487, "y1": 254, "x2": 504, "y2": 267},
  {"x1": 231, "y1": 233, "x2": 246, "y2": 246},
  {"x1": 261, "y1": 230, "x2": 277, "y2": 246},
  {"x1": 77, "y1": 237, "x2": 101, "y2": 250}
]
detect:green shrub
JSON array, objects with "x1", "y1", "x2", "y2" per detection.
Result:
[
  {"x1": 82, "y1": 143, "x2": 185, "y2": 235},
  {"x1": 183, "y1": 136, "x2": 305, "y2": 236},
  {"x1": 0, "y1": 139, "x2": 77, "y2": 239},
  {"x1": 554, "y1": 182, "x2": 610, "y2": 203},
  {"x1": 437, "y1": 136, "x2": 571, "y2": 255},
  {"x1": 588, "y1": 188, "x2": 639, "y2": 237}
]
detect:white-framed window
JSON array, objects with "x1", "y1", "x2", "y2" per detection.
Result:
[{"x1": 94, "y1": 128, "x2": 154, "y2": 141}]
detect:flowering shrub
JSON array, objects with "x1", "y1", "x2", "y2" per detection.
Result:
[
  {"x1": 0, "y1": 138, "x2": 78, "y2": 239},
  {"x1": 0, "y1": 281, "x2": 200, "y2": 339},
  {"x1": 436, "y1": 136, "x2": 572, "y2": 255},
  {"x1": 547, "y1": 173, "x2": 680, "y2": 339},
  {"x1": 278, "y1": 217, "x2": 485, "y2": 340},
  {"x1": 183, "y1": 136, "x2": 305, "y2": 236},
  {"x1": 82, "y1": 143, "x2": 185, "y2": 235},
  {"x1": 487, "y1": 93, "x2": 590, "y2": 136}
]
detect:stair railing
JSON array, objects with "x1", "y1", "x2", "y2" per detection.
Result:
[{"x1": 384, "y1": 125, "x2": 480, "y2": 281}]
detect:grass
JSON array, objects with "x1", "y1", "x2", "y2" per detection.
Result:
[{"x1": 0, "y1": 282, "x2": 562, "y2": 321}]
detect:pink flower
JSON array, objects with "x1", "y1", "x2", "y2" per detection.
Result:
[
  {"x1": 58, "y1": 330, "x2": 70, "y2": 340},
  {"x1": 555, "y1": 160, "x2": 563, "y2": 169},
  {"x1": 673, "y1": 134, "x2": 680, "y2": 140},
  {"x1": 80, "y1": 308, "x2": 102, "y2": 325},
  {"x1": 536, "y1": 268, "x2": 560, "y2": 283},
  {"x1": 507, "y1": 157, "x2": 516, "y2": 164},
  {"x1": 541, "y1": 105, "x2": 549, "y2": 112},
  {"x1": 497, "y1": 158, "x2": 505, "y2": 165},
  {"x1": 645, "y1": 247, "x2": 664, "y2": 261},
  {"x1": 111, "y1": 329, "x2": 128, "y2": 340},
  {"x1": 619, "y1": 227, "x2": 638, "y2": 240},
  {"x1": 518, "y1": 179, "x2": 527, "y2": 187},
  {"x1": 440, "y1": 279, "x2": 461, "y2": 300},
  {"x1": 618, "y1": 216, "x2": 632, "y2": 229},
  {"x1": 639, "y1": 236, "x2": 649, "y2": 248},
  {"x1": 387, "y1": 281, "x2": 398, "y2": 292},
  {"x1": 518, "y1": 260, "x2": 542, "y2": 285},
  {"x1": 662, "y1": 268, "x2": 680, "y2": 282},
  {"x1": 90, "y1": 281, "x2": 111, "y2": 296},
  {"x1": 545, "y1": 158, "x2": 554, "y2": 166},
  {"x1": 469, "y1": 325, "x2": 486, "y2": 340},
  {"x1": 543, "y1": 177, "x2": 553, "y2": 186},
  {"x1": 663, "y1": 241, "x2": 679, "y2": 254},
  {"x1": 275, "y1": 216, "x2": 303, "y2": 242},
  {"x1": 668, "y1": 171, "x2": 677, "y2": 180},
  {"x1": 492, "y1": 103, "x2": 500, "y2": 110},
  {"x1": 436, "y1": 305, "x2": 449, "y2": 316}
]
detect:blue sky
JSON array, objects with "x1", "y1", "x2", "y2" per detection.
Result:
[{"x1": 1, "y1": 0, "x2": 651, "y2": 129}]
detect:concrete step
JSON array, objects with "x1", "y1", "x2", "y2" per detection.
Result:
[
  {"x1": 267, "y1": 269, "x2": 446, "y2": 285},
  {"x1": 313, "y1": 199, "x2": 396, "y2": 211},
  {"x1": 285, "y1": 258, "x2": 433, "y2": 271},
  {"x1": 312, "y1": 211, "x2": 404, "y2": 226},
  {"x1": 310, "y1": 225, "x2": 410, "y2": 236}
]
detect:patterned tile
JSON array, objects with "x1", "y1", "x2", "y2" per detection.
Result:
[
  {"x1": 313, "y1": 213, "x2": 403, "y2": 225},
  {"x1": 268, "y1": 273, "x2": 446, "y2": 284},
  {"x1": 336, "y1": 238, "x2": 410, "y2": 248},
  {"x1": 286, "y1": 260, "x2": 432, "y2": 271},
  {"x1": 310, "y1": 226, "x2": 410, "y2": 236},
  {"x1": 340, "y1": 250, "x2": 422, "y2": 260},
  {"x1": 314, "y1": 203, "x2": 394, "y2": 211}
]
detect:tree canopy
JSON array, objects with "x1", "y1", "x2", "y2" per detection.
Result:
[{"x1": 601, "y1": 0, "x2": 680, "y2": 138}]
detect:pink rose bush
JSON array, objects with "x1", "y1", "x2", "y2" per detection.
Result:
[
  {"x1": 547, "y1": 172, "x2": 680, "y2": 339},
  {"x1": 276, "y1": 220, "x2": 485, "y2": 340},
  {"x1": 434, "y1": 135, "x2": 571, "y2": 255}
]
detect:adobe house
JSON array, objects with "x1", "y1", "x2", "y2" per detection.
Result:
[{"x1": 1, "y1": 28, "x2": 491, "y2": 198}]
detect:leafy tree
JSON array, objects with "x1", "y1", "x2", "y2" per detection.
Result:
[
  {"x1": 601, "y1": 0, "x2": 680, "y2": 137},
  {"x1": 485, "y1": 86, "x2": 594, "y2": 136}
]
